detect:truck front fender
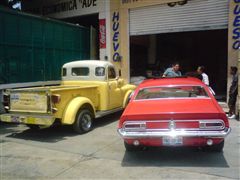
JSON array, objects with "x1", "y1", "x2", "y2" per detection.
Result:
[
  {"x1": 121, "y1": 84, "x2": 136, "y2": 92},
  {"x1": 62, "y1": 97, "x2": 95, "y2": 125},
  {"x1": 123, "y1": 90, "x2": 134, "y2": 108}
]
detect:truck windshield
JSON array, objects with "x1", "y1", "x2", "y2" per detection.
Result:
[{"x1": 135, "y1": 86, "x2": 209, "y2": 100}]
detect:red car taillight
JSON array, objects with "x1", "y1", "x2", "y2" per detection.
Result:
[
  {"x1": 123, "y1": 122, "x2": 146, "y2": 131},
  {"x1": 199, "y1": 120, "x2": 225, "y2": 130},
  {"x1": 125, "y1": 124, "x2": 143, "y2": 129},
  {"x1": 205, "y1": 122, "x2": 223, "y2": 127}
]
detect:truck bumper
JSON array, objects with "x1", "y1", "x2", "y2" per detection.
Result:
[
  {"x1": 0, "y1": 113, "x2": 55, "y2": 126},
  {"x1": 117, "y1": 127, "x2": 231, "y2": 139}
]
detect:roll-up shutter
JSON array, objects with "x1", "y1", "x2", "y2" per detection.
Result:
[{"x1": 129, "y1": 0, "x2": 229, "y2": 36}]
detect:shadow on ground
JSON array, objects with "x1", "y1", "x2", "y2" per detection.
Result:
[
  {"x1": 2, "y1": 111, "x2": 121, "y2": 143},
  {"x1": 93, "y1": 111, "x2": 122, "y2": 128},
  {"x1": 0, "y1": 122, "x2": 20, "y2": 135},
  {"x1": 121, "y1": 146, "x2": 229, "y2": 168}
]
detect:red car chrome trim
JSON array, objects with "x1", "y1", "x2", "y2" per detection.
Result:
[
  {"x1": 117, "y1": 127, "x2": 231, "y2": 139},
  {"x1": 123, "y1": 119, "x2": 226, "y2": 131},
  {"x1": 134, "y1": 97, "x2": 211, "y2": 101}
]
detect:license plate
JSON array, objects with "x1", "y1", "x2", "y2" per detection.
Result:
[
  {"x1": 162, "y1": 136, "x2": 183, "y2": 146},
  {"x1": 10, "y1": 92, "x2": 48, "y2": 113}
]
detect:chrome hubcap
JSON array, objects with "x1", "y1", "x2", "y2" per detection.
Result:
[{"x1": 81, "y1": 114, "x2": 92, "y2": 131}]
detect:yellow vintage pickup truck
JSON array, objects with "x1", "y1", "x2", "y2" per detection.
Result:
[{"x1": 0, "y1": 60, "x2": 136, "y2": 133}]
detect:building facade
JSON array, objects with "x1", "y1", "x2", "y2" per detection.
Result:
[{"x1": 23, "y1": 0, "x2": 240, "y2": 103}]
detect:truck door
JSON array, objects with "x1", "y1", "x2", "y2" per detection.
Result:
[{"x1": 107, "y1": 66, "x2": 122, "y2": 109}]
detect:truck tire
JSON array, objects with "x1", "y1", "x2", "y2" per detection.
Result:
[{"x1": 73, "y1": 109, "x2": 93, "y2": 134}]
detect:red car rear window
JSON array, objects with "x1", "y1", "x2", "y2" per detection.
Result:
[{"x1": 135, "y1": 86, "x2": 209, "y2": 100}]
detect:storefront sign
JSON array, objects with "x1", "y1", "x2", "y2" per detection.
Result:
[
  {"x1": 23, "y1": 0, "x2": 101, "y2": 18},
  {"x1": 99, "y1": 19, "x2": 106, "y2": 49},
  {"x1": 42, "y1": 0, "x2": 97, "y2": 15},
  {"x1": 122, "y1": 0, "x2": 140, "y2": 4},
  {"x1": 112, "y1": 12, "x2": 121, "y2": 61},
  {"x1": 232, "y1": 0, "x2": 240, "y2": 50}
]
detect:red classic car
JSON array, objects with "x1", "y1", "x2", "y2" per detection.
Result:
[{"x1": 118, "y1": 77, "x2": 231, "y2": 152}]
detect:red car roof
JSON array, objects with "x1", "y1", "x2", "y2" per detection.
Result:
[{"x1": 138, "y1": 77, "x2": 204, "y2": 88}]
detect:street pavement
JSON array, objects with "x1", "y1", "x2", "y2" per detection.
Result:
[{"x1": 0, "y1": 112, "x2": 239, "y2": 179}]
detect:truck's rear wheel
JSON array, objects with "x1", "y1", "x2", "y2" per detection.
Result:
[{"x1": 73, "y1": 109, "x2": 93, "y2": 134}]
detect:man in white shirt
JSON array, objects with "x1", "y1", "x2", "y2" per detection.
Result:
[{"x1": 197, "y1": 66, "x2": 209, "y2": 86}]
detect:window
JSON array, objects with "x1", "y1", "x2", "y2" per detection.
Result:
[
  {"x1": 108, "y1": 66, "x2": 116, "y2": 79},
  {"x1": 95, "y1": 67, "x2": 105, "y2": 76},
  {"x1": 135, "y1": 86, "x2": 209, "y2": 100},
  {"x1": 72, "y1": 67, "x2": 89, "y2": 76},
  {"x1": 62, "y1": 68, "x2": 66, "y2": 76}
]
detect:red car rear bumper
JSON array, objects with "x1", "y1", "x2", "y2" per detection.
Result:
[{"x1": 118, "y1": 127, "x2": 231, "y2": 146}]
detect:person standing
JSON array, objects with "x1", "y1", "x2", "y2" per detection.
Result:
[
  {"x1": 197, "y1": 66, "x2": 209, "y2": 86},
  {"x1": 162, "y1": 62, "x2": 182, "y2": 77},
  {"x1": 228, "y1": 66, "x2": 238, "y2": 119}
]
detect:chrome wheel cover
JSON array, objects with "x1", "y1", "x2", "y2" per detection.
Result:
[{"x1": 81, "y1": 113, "x2": 92, "y2": 131}]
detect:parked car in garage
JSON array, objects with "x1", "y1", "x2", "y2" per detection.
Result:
[{"x1": 118, "y1": 77, "x2": 231, "y2": 152}]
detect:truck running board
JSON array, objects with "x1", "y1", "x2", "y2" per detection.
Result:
[{"x1": 95, "y1": 108, "x2": 123, "y2": 118}]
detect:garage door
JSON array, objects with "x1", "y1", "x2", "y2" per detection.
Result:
[{"x1": 129, "y1": 0, "x2": 229, "y2": 36}]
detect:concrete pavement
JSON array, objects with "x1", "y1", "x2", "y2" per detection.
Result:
[{"x1": 0, "y1": 112, "x2": 239, "y2": 179}]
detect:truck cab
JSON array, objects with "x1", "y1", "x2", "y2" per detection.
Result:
[{"x1": 62, "y1": 60, "x2": 125, "y2": 110}]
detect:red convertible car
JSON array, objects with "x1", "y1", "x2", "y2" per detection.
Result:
[{"x1": 118, "y1": 77, "x2": 231, "y2": 152}]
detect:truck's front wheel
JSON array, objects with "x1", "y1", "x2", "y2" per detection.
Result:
[{"x1": 73, "y1": 109, "x2": 93, "y2": 134}]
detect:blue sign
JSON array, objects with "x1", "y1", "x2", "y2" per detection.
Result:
[
  {"x1": 233, "y1": 0, "x2": 240, "y2": 50},
  {"x1": 112, "y1": 11, "x2": 121, "y2": 61}
]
